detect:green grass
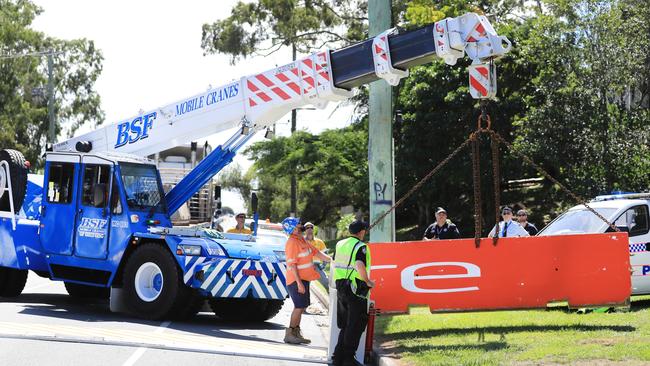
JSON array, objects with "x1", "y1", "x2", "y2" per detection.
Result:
[{"x1": 375, "y1": 296, "x2": 650, "y2": 366}]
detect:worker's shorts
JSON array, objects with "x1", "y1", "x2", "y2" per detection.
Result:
[{"x1": 287, "y1": 279, "x2": 311, "y2": 309}]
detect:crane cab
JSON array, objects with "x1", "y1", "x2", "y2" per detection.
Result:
[{"x1": 39, "y1": 151, "x2": 171, "y2": 285}]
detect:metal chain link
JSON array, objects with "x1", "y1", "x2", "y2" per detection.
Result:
[
  {"x1": 471, "y1": 132, "x2": 482, "y2": 247},
  {"x1": 368, "y1": 137, "x2": 474, "y2": 231},
  {"x1": 369, "y1": 109, "x2": 619, "y2": 236},
  {"x1": 490, "y1": 131, "x2": 501, "y2": 245},
  {"x1": 489, "y1": 131, "x2": 620, "y2": 232}
]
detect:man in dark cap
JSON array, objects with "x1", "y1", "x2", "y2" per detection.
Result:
[
  {"x1": 332, "y1": 219, "x2": 373, "y2": 366},
  {"x1": 423, "y1": 207, "x2": 461, "y2": 240},
  {"x1": 516, "y1": 209, "x2": 539, "y2": 236},
  {"x1": 488, "y1": 206, "x2": 530, "y2": 238}
]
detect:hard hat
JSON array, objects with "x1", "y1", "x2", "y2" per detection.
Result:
[{"x1": 282, "y1": 217, "x2": 301, "y2": 235}]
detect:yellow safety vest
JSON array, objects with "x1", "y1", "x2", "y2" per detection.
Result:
[{"x1": 333, "y1": 237, "x2": 371, "y2": 297}]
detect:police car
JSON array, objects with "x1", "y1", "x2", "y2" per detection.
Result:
[{"x1": 538, "y1": 192, "x2": 650, "y2": 295}]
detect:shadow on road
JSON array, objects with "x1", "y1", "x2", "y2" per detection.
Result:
[{"x1": 1, "y1": 292, "x2": 289, "y2": 345}]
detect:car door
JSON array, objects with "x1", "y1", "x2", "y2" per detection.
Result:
[
  {"x1": 616, "y1": 204, "x2": 650, "y2": 294},
  {"x1": 40, "y1": 155, "x2": 80, "y2": 255},
  {"x1": 73, "y1": 157, "x2": 113, "y2": 260}
]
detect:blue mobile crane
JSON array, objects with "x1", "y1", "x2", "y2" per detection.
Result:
[{"x1": 0, "y1": 13, "x2": 510, "y2": 320}]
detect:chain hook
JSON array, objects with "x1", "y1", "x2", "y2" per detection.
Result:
[{"x1": 477, "y1": 114, "x2": 491, "y2": 130}]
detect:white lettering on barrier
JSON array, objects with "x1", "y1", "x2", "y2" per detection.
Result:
[{"x1": 372, "y1": 261, "x2": 481, "y2": 294}]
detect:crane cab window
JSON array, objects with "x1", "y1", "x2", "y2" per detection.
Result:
[
  {"x1": 81, "y1": 165, "x2": 111, "y2": 208},
  {"x1": 47, "y1": 163, "x2": 75, "y2": 204},
  {"x1": 111, "y1": 175, "x2": 122, "y2": 214},
  {"x1": 614, "y1": 205, "x2": 649, "y2": 237}
]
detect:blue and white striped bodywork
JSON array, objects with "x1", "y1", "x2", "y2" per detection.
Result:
[{"x1": 184, "y1": 257, "x2": 288, "y2": 300}]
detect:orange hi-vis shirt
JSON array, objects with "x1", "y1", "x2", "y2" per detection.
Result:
[{"x1": 285, "y1": 233, "x2": 320, "y2": 285}]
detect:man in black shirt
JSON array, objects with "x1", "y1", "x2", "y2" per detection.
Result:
[
  {"x1": 423, "y1": 207, "x2": 461, "y2": 240},
  {"x1": 517, "y1": 209, "x2": 538, "y2": 236}
]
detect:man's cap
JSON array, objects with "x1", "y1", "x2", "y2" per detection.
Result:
[
  {"x1": 281, "y1": 217, "x2": 301, "y2": 235},
  {"x1": 435, "y1": 207, "x2": 447, "y2": 215},
  {"x1": 349, "y1": 220, "x2": 369, "y2": 234},
  {"x1": 304, "y1": 221, "x2": 314, "y2": 229},
  {"x1": 501, "y1": 206, "x2": 513, "y2": 214},
  {"x1": 235, "y1": 212, "x2": 246, "y2": 218},
  {"x1": 517, "y1": 209, "x2": 528, "y2": 216}
]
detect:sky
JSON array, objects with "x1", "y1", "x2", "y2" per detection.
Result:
[{"x1": 30, "y1": 0, "x2": 356, "y2": 214}]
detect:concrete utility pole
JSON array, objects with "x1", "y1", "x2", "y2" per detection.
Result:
[
  {"x1": 368, "y1": 0, "x2": 395, "y2": 242},
  {"x1": 290, "y1": 44, "x2": 298, "y2": 217}
]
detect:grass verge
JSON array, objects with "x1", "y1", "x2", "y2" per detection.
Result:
[{"x1": 375, "y1": 296, "x2": 650, "y2": 366}]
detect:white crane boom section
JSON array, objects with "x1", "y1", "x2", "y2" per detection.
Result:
[{"x1": 53, "y1": 13, "x2": 511, "y2": 156}]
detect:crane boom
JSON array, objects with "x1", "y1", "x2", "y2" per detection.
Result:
[{"x1": 53, "y1": 13, "x2": 510, "y2": 158}]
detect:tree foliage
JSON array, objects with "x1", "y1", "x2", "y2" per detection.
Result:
[
  {"x1": 205, "y1": 0, "x2": 649, "y2": 234},
  {"x1": 393, "y1": 0, "x2": 649, "y2": 238},
  {"x1": 243, "y1": 124, "x2": 368, "y2": 225},
  {"x1": 0, "y1": 0, "x2": 104, "y2": 167},
  {"x1": 201, "y1": 0, "x2": 367, "y2": 62},
  {"x1": 515, "y1": 0, "x2": 650, "y2": 197}
]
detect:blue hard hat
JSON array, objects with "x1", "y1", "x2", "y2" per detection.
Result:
[{"x1": 282, "y1": 217, "x2": 300, "y2": 235}]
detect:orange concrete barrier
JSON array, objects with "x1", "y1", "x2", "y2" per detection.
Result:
[{"x1": 369, "y1": 233, "x2": 631, "y2": 314}]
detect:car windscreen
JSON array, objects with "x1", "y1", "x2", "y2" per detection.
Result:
[
  {"x1": 538, "y1": 208, "x2": 617, "y2": 236},
  {"x1": 120, "y1": 163, "x2": 166, "y2": 212}
]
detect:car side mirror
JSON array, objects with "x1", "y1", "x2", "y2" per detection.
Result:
[{"x1": 251, "y1": 192, "x2": 258, "y2": 213}]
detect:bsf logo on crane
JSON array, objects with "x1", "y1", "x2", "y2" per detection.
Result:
[{"x1": 114, "y1": 112, "x2": 157, "y2": 148}]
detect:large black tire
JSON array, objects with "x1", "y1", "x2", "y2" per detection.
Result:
[
  {"x1": 122, "y1": 243, "x2": 192, "y2": 320},
  {"x1": 209, "y1": 298, "x2": 285, "y2": 322},
  {"x1": 64, "y1": 282, "x2": 110, "y2": 299},
  {"x1": 0, "y1": 267, "x2": 28, "y2": 297},
  {"x1": 0, "y1": 149, "x2": 28, "y2": 213},
  {"x1": 170, "y1": 291, "x2": 205, "y2": 321}
]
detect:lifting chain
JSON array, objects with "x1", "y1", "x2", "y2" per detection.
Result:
[
  {"x1": 369, "y1": 104, "x2": 619, "y2": 236},
  {"x1": 368, "y1": 137, "x2": 474, "y2": 231},
  {"x1": 489, "y1": 132, "x2": 620, "y2": 233},
  {"x1": 471, "y1": 130, "x2": 482, "y2": 247},
  {"x1": 490, "y1": 130, "x2": 501, "y2": 245}
]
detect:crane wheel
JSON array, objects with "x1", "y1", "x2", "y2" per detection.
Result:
[
  {"x1": 170, "y1": 291, "x2": 205, "y2": 320},
  {"x1": 208, "y1": 298, "x2": 285, "y2": 322},
  {"x1": 0, "y1": 149, "x2": 28, "y2": 213},
  {"x1": 122, "y1": 243, "x2": 191, "y2": 320},
  {"x1": 0, "y1": 266, "x2": 28, "y2": 297}
]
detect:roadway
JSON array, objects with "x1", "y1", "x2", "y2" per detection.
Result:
[{"x1": 0, "y1": 274, "x2": 330, "y2": 366}]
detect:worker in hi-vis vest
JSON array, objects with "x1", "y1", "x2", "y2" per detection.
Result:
[{"x1": 332, "y1": 220, "x2": 373, "y2": 366}]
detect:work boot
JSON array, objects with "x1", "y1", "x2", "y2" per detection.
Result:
[
  {"x1": 294, "y1": 326, "x2": 311, "y2": 344},
  {"x1": 284, "y1": 327, "x2": 302, "y2": 344}
]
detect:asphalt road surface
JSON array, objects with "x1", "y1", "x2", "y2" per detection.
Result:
[{"x1": 0, "y1": 274, "x2": 330, "y2": 366}]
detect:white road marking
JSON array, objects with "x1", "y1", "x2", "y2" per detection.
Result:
[{"x1": 122, "y1": 320, "x2": 171, "y2": 366}]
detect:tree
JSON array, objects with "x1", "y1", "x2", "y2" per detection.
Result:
[
  {"x1": 393, "y1": 0, "x2": 650, "y2": 239},
  {"x1": 0, "y1": 0, "x2": 104, "y2": 167},
  {"x1": 217, "y1": 164, "x2": 254, "y2": 212},
  {"x1": 244, "y1": 124, "x2": 368, "y2": 225},
  {"x1": 201, "y1": 0, "x2": 367, "y2": 63},
  {"x1": 201, "y1": 0, "x2": 368, "y2": 215},
  {"x1": 515, "y1": 0, "x2": 650, "y2": 201},
  {"x1": 391, "y1": 0, "x2": 539, "y2": 238}
]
